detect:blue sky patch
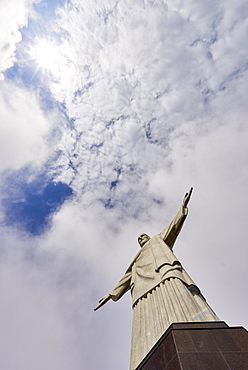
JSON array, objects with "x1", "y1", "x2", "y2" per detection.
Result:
[
  {"x1": 2, "y1": 177, "x2": 73, "y2": 236},
  {"x1": 33, "y1": 0, "x2": 68, "y2": 19}
]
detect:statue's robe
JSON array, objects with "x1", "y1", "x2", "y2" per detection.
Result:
[{"x1": 109, "y1": 206, "x2": 219, "y2": 370}]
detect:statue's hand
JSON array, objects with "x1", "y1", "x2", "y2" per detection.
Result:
[
  {"x1": 94, "y1": 294, "x2": 111, "y2": 311},
  {"x1": 183, "y1": 187, "x2": 193, "y2": 208}
]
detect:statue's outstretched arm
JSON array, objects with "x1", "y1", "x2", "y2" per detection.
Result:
[
  {"x1": 159, "y1": 187, "x2": 193, "y2": 248},
  {"x1": 94, "y1": 294, "x2": 111, "y2": 311},
  {"x1": 94, "y1": 269, "x2": 132, "y2": 311}
]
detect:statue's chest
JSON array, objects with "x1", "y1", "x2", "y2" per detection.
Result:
[
  {"x1": 134, "y1": 249, "x2": 156, "y2": 280},
  {"x1": 135, "y1": 248, "x2": 153, "y2": 267}
]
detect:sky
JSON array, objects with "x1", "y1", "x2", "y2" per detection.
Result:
[{"x1": 0, "y1": 0, "x2": 248, "y2": 369}]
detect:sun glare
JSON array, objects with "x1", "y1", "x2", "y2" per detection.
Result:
[
  {"x1": 29, "y1": 37, "x2": 70, "y2": 82},
  {"x1": 32, "y1": 40, "x2": 62, "y2": 71}
]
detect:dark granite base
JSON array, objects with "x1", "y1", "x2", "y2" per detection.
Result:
[{"x1": 136, "y1": 322, "x2": 248, "y2": 370}]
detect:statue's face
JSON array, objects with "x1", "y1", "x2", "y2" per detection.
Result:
[{"x1": 138, "y1": 233, "x2": 150, "y2": 248}]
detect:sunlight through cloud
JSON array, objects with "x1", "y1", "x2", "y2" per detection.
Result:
[
  {"x1": 31, "y1": 39, "x2": 67, "y2": 80},
  {"x1": 35, "y1": 41, "x2": 61, "y2": 69}
]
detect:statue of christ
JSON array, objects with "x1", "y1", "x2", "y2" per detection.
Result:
[{"x1": 95, "y1": 188, "x2": 219, "y2": 369}]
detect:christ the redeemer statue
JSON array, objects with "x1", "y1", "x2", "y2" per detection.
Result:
[{"x1": 95, "y1": 188, "x2": 219, "y2": 369}]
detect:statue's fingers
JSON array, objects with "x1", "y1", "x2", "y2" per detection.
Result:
[
  {"x1": 183, "y1": 192, "x2": 189, "y2": 202},
  {"x1": 95, "y1": 299, "x2": 105, "y2": 310},
  {"x1": 94, "y1": 303, "x2": 101, "y2": 311}
]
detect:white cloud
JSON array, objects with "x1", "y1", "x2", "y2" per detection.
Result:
[
  {"x1": 38, "y1": 0, "x2": 247, "y2": 229},
  {"x1": 0, "y1": 227, "x2": 92, "y2": 370},
  {"x1": 0, "y1": 0, "x2": 37, "y2": 78},
  {"x1": 0, "y1": 80, "x2": 52, "y2": 172}
]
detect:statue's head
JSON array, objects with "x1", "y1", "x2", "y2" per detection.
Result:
[{"x1": 138, "y1": 233, "x2": 151, "y2": 248}]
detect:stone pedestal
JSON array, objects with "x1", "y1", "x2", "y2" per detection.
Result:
[{"x1": 136, "y1": 322, "x2": 248, "y2": 370}]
